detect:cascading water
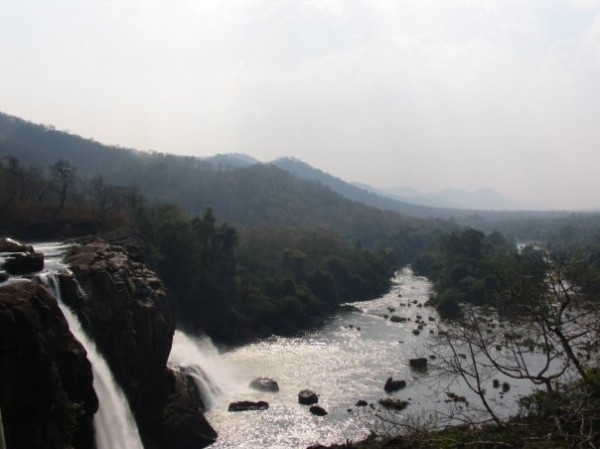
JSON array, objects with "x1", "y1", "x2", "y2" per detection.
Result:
[
  {"x1": 34, "y1": 243, "x2": 144, "y2": 449},
  {"x1": 168, "y1": 330, "x2": 245, "y2": 410}
]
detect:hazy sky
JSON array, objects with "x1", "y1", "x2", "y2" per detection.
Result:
[{"x1": 2, "y1": 0, "x2": 600, "y2": 209}]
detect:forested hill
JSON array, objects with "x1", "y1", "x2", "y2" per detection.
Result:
[
  {"x1": 271, "y1": 157, "x2": 457, "y2": 219},
  {"x1": 0, "y1": 112, "x2": 455, "y2": 246},
  {"x1": 0, "y1": 112, "x2": 442, "y2": 216},
  {"x1": 0, "y1": 111, "x2": 579, "y2": 238}
]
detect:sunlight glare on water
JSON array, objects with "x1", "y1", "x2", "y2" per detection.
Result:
[{"x1": 206, "y1": 268, "x2": 446, "y2": 449}]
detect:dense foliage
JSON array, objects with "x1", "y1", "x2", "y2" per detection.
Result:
[
  {"x1": 134, "y1": 206, "x2": 396, "y2": 341},
  {"x1": 0, "y1": 154, "x2": 400, "y2": 342},
  {"x1": 412, "y1": 228, "x2": 547, "y2": 317}
]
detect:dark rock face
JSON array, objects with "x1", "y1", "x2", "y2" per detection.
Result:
[
  {"x1": 161, "y1": 369, "x2": 218, "y2": 448},
  {"x1": 62, "y1": 242, "x2": 216, "y2": 449},
  {"x1": 0, "y1": 282, "x2": 97, "y2": 449},
  {"x1": 0, "y1": 238, "x2": 43, "y2": 275},
  {"x1": 2, "y1": 252, "x2": 44, "y2": 275},
  {"x1": 0, "y1": 238, "x2": 34, "y2": 253},
  {"x1": 409, "y1": 357, "x2": 428, "y2": 372},
  {"x1": 298, "y1": 389, "x2": 319, "y2": 405},
  {"x1": 384, "y1": 377, "x2": 407, "y2": 393},
  {"x1": 249, "y1": 377, "x2": 280, "y2": 392},
  {"x1": 228, "y1": 401, "x2": 269, "y2": 412},
  {"x1": 309, "y1": 405, "x2": 328, "y2": 416}
]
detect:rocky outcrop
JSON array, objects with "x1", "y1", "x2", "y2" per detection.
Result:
[
  {"x1": 249, "y1": 377, "x2": 280, "y2": 392},
  {"x1": 409, "y1": 357, "x2": 428, "y2": 372},
  {"x1": 298, "y1": 389, "x2": 319, "y2": 405},
  {"x1": 161, "y1": 369, "x2": 218, "y2": 448},
  {"x1": 384, "y1": 377, "x2": 407, "y2": 393},
  {"x1": 2, "y1": 252, "x2": 44, "y2": 275},
  {"x1": 0, "y1": 282, "x2": 98, "y2": 449},
  {"x1": 0, "y1": 238, "x2": 44, "y2": 275},
  {"x1": 0, "y1": 238, "x2": 33, "y2": 253},
  {"x1": 228, "y1": 401, "x2": 269, "y2": 412},
  {"x1": 309, "y1": 405, "x2": 328, "y2": 416},
  {"x1": 61, "y1": 241, "x2": 216, "y2": 449}
]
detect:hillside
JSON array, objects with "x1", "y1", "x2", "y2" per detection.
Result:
[
  {"x1": 0, "y1": 111, "x2": 580, "y2": 239},
  {"x1": 271, "y1": 157, "x2": 452, "y2": 219},
  {"x1": 270, "y1": 157, "x2": 573, "y2": 225},
  {"x1": 0, "y1": 112, "x2": 443, "y2": 247},
  {"x1": 376, "y1": 185, "x2": 526, "y2": 210}
]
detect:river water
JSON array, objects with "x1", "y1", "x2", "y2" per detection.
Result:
[
  {"x1": 24, "y1": 243, "x2": 542, "y2": 449},
  {"x1": 178, "y1": 268, "x2": 529, "y2": 449}
]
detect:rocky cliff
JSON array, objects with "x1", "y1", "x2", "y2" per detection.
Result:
[
  {"x1": 0, "y1": 282, "x2": 98, "y2": 449},
  {"x1": 0, "y1": 238, "x2": 217, "y2": 449},
  {"x1": 60, "y1": 241, "x2": 217, "y2": 449}
]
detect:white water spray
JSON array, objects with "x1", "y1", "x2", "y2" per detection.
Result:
[
  {"x1": 34, "y1": 243, "x2": 144, "y2": 449},
  {"x1": 168, "y1": 330, "x2": 243, "y2": 409}
]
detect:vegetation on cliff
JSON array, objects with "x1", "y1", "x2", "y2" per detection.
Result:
[
  {"x1": 0, "y1": 154, "x2": 420, "y2": 342},
  {"x1": 134, "y1": 204, "x2": 396, "y2": 341}
]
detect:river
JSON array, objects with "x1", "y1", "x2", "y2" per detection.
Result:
[
  {"x1": 27, "y1": 243, "x2": 539, "y2": 449},
  {"x1": 176, "y1": 268, "x2": 530, "y2": 449}
]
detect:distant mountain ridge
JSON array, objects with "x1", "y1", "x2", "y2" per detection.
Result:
[
  {"x1": 0, "y1": 111, "x2": 571, "y2": 230},
  {"x1": 372, "y1": 185, "x2": 527, "y2": 210},
  {"x1": 0, "y1": 112, "x2": 432, "y2": 247},
  {"x1": 270, "y1": 157, "x2": 461, "y2": 218}
]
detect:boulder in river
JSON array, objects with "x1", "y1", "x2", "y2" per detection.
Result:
[
  {"x1": 409, "y1": 357, "x2": 428, "y2": 372},
  {"x1": 309, "y1": 405, "x2": 328, "y2": 416},
  {"x1": 355, "y1": 400, "x2": 368, "y2": 407},
  {"x1": 0, "y1": 237, "x2": 34, "y2": 253},
  {"x1": 384, "y1": 377, "x2": 407, "y2": 393},
  {"x1": 2, "y1": 251, "x2": 44, "y2": 275},
  {"x1": 339, "y1": 304, "x2": 362, "y2": 313},
  {"x1": 249, "y1": 377, "x2": 279, "y2": 392},
  {"x1": 228, "y1": 401, "x2": 269, "y2": 412},
  {"x1": 298, "y1": 389, "x2": 319, "y2": 405}
]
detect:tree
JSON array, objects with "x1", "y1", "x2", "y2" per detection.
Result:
[
  {"x1": 430, "y1": 247, "x2": 600, "y2": 439},
  {"x1": 51, "y1": 159, "x2": 76, "y2": 210},
  {"x1": 88, "y1": 175, "x2": 108, "y2": 219}
]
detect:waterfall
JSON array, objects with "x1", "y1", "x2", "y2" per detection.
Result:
[
  {"x1": 0, "y1": 406, "x2": 5, "y2": 449},
  {"x1": 168, "y1": 330, "x2": 243, "y2": 409},
  {"x1": 35, "y1": 249, "x2": 144, "y2": 449}
]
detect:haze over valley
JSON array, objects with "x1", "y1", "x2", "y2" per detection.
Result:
[
  {"x1": 2, "y1": 0, "x2": 600, "y2": 210},
  {"x1": 3, "y1": 2, "x2": 600, "y2": 449}
]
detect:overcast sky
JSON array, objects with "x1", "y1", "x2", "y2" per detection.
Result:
[{"x1": 2, "y1": 0, "x2": 600, "y2": 209}]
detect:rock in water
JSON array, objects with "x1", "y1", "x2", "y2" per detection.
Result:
[
  {"x1": 228, "y1": 401, "x2": 269, "y2": 412},
  {"x1": 0, "y1": 237, "x2": 34, "y2": 253},
  {"x1": 298, "y1": 389, "x2": 319, "y2": 405},
  {"x1": 249, "y1": 377, "x2": 280, "y2": 392},
  {"x1": 409, "y1": 358, "x2": 428, "y2": 372},
  {"x1": 2, "y1": 252, "x2": 44, "y2": 275},
  {"x1": 309, "y1": 405, "x2": 328, "y2": 416},
  {"x1": 384, "y1": 377, "x2": 407, "y2": 393}
]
